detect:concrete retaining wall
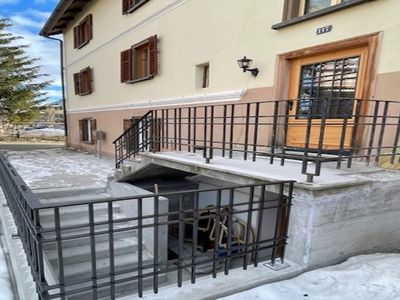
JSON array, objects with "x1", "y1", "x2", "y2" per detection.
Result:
[{"x1": 286, "y1": 170, "x2": 400, "y2": 268}]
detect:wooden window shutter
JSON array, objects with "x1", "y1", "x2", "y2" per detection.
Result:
[
  {"x1": 121, "y1": 49, "x2": 132, "y2": 83},
  {"x1": 78, "y1": 119, "x2": 84, "y2": 141},
  {"x1": 282, "y1": 0, "x2": 301, "y2": 21},
  {"x1": 73, "y1": 73, "x2": 81, "y2": 95},
  {"x1": 149, "y1": 35, "x2": 158, "y2": 77},
  {"x1": 81, "y1": 67, "x2": 93, "y2": 94},
  {"x1": 73, "y1": 26, "x2": 79, "y2": 49},
  {"x1": 90, "y1": 119, "x2": 97, "y2": 143},
  {"x1": 87, "y1": 14, "x2": 93, "y2": 41},
  {"x1": 87, "y1": 67, "x2": 93, "y2": 93},
  {"x1": 122, "y1": 0, "x2": 130, "y2": 14}
]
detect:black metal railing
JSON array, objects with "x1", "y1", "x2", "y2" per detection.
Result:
[
  {"x1": 0, "y1": 152, "x2": 294, "y2": 299},
  {"x1": 113, "y1": 98, "x2": 400, "y2": 182}
]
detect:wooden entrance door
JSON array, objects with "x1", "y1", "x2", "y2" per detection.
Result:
[{"x1": 286, "y1": 47, "x2": 369, "y2": 150}]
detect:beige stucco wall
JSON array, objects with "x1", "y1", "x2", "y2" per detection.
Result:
[{"x1": 63, "y1": 0, "x2": 400, "y2": 114}]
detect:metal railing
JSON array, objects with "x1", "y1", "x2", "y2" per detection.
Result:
[
  {"x1": 113, "y1": 98, "x2": 400, "y2": 182},
  {"x1": 0, "y1": 152, "x2": 294, "y2": 299}
]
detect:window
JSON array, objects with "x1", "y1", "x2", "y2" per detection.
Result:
[
  {"x1": 121, "y1": 35, "x2": 158, "y2": 83},
  {"x1": 79, "y1": 119, "x2": 96, "y2": 144},
  {"x1": 296, "y1": 56, "x2": 360, "y2": 119},
  {"x1": 196, "y1": 63, "x2": 210, "y2": 88},
  {"x1": 122, "y1": 0, "x2": 150, "y2": 15},
  {"x1": 73, "y1": 67, "x2": 93, "y2": 96},
  {"x1": 275, "y1": 0, "x2": 373, "y2": 29},
  {"x1": 73, "y1": 14, "x2": 93, "y2": 49}
]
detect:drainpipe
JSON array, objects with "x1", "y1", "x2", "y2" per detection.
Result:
[{"x1": 43, "y1": 36, "x2": 68, "y2": 138}]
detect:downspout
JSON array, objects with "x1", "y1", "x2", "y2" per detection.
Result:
[{"x1": 42, "y1": 36, "x2": 68, "y2": 138}]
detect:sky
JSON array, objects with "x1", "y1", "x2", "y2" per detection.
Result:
[{"x1": 0, "y1": 0, "x2": 61, "y2": 102}]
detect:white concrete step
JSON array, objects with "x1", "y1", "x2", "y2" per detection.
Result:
[
  {"x1": 39, "y1": 192, "x2": 112, "y2": 204},
  {"x1": 46, "y1": 237, "x2": 139, "y2": 265},
  {"x1": 40, "y1": 213, "x2": 128, "y2": 229},
  {"x1": 42, "y1": 224, "x2": 137, "y2": 249},
  {"x1": 63, "y1": 248, "x2": 153, "y2": 283},
  {"x1": 39, "y1": 203, "x2": 120, "y2": 223}
]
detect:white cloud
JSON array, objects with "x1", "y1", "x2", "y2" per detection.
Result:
[
  {"x1": 1, "y1": 9, "x2": 62, "y2": 101},
  {"x1": 0, "y1": 0, "x2": 19, "y2": 5}
]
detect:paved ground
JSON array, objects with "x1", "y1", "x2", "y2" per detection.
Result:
[{"x1": 3, "y1": 146, "x2": 115, "y2": 190}]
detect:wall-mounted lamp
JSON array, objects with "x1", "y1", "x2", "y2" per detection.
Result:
[{"x1": 237, "y1": 56, "x2": 259, "y2": 77}]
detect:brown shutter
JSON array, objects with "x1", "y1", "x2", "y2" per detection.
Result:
[
  {"x1": 80, "y1": 67, "x2": 93, "y2": 94},
  {"x1": 87, "y1": 14, "x2": 93, "y2": 41},
  {"x1": 73, "y1": 26, "x2": 79, "y2": 48},
  {"x1": 87, "y1": 67, "x2": 93, "y2": 93},
  {"x1": 149, "y1": 35, "x2": 158, "y2": 77},
  {"x1": 78, "y1": 119, "x2": 84, "y2": 141},
  {"x1": 90, "y1": 119, "x2": 97, "y2": 143},
  {"x1": 73, "y1": 73, "x2": 81, "y2": 95},
  {"x1": 282, "y1": 0, "x2": 301, "y2": 21},
  {"x1": 121, "y1": 49, "x2": 132, "y2": 83},
  {"x1": 122, "y1": 0, "x2": 130, "y2": 14}
]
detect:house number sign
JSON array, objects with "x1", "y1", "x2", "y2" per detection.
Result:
[{"x1": 316, "y1": 25, "x2": 333, "y2": 35}]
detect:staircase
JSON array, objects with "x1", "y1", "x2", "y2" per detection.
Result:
[{"x1": 39, "y1": 193, "x2": 156, "y2": 299}]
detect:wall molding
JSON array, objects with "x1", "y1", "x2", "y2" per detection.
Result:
[{"x1": 68, "y1": 90, "x2": 246, "y2": 114}]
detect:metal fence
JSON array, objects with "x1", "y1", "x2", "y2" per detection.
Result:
[
  {"x1": 0, "y1": 152, "x2": 294, "y2": 299},
  {"x1": 114, "y1": 98, "x2": 400, "y2": 182}
]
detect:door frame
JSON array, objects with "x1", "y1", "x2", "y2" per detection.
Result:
[{"x1": 273, "y1": 32, "x2": 381, "y2": 148}]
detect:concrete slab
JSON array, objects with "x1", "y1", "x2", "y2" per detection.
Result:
[
  {"x1": 131, "y1": 260, "x2": 305, "y2": 300},
  {"x1": 141, "y1": 152, "x2": 376, "y2": 190},
  {"x1": 4, "y1": 148, "x2": 115, "y2": 191}
]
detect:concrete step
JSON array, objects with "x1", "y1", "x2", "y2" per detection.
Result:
[
  {"x1": 46, "y1": 237, "x2": 139, "y2": 265},
  {"x1": 39, "y1": 192, "x2": 112, "y2": 204},
  {"x1": 62, "y1": 248, "x2": 153, "y2": 283},
  {"x1": 39, "y1": 203, "x2": 120, "y2": 224},
  {"x1": 42, "y1": 224, "x2": 137, "y2": 249},
  {"x1": 66, "y1": 269, "x2": 158, "y2": 300},
  {"x1": 40, "y1": 213, "x2": 128, "y2": 230}
]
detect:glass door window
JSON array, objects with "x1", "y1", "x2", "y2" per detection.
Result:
[{"x1": 296, "y1": 56, "x2": 360, "y2": 119}]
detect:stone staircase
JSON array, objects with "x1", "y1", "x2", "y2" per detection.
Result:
[{"x1": 39, "y1": 193, "x2": 156, "y2": 299}]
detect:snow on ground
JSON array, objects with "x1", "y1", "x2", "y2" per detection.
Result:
[
  {"x1": 220, "y1": 253, "x2": 400, "y2": 300},
  {"x1": 6, "y1": 148, "x2": 115, "y2": 190},
  {"x1": 0, "y1": 243, "x2": 13, "y2": 300},
  {"x1": 21, "y1": 128, "x2": 65, "y2": 136}
]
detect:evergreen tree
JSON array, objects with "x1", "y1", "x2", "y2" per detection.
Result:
[{"x1": 0, "y1": 18, "x2": 50, "y2": 127}]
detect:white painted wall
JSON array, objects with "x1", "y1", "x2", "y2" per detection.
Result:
[{"x1": 63, "y1": 0, "x2": 400, "y2": 112}]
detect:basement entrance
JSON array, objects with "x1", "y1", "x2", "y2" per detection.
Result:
[{"x1": 121, "y1": 164, "x2": 292, "y2": 277}]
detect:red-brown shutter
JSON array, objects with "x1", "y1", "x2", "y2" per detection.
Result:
[
  {"x1": 149, "y1": 35, "x2": 158, "y2": 77},
  {"x1": 121, "y1": 49, "x2": 132, "y2": 83},
  {"x1": 87, "y1": 14, "x2": 93, "y2": 41},
  {"x1": 73, "y1": 73, "x2": 81, "y2": 95},
  {"x1": 78, "y1": 119, "x2": 84, "y2": 141},
  {"x1": 87, "y1": 67, "x2": 93, "y2": 93},
  {"x1": 73, "y1": 26, "x2": 79, "y2": 48},
  {"x1": 122, "y1": 0, "x2": 130, "y2": 14},
  {"x1": 80, "y1": 67, "x2": 93, "y2": 94},
  {"x1": 90, "y1": 119, "x2": 97, "y2": 143},
  {"x1": 282, "y1": 0, "x2": 300, "y2": 21}
]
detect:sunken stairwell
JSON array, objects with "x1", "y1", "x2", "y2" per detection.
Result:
[{"x1": 38, "y1": 192, "x2": 157, "y2": 299}]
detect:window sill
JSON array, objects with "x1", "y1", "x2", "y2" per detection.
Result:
[
  {"x1": 78, "y1": 91, "x2": 92, "y2": 96},
  {"x1": 125, "y1": 0, "x2": 150, "y2": 15},
  {"x1": 77, "y1": 40, "x2": 90, "y2": 49},
  {"x1": 126, "y1": 75, "x2": 153, "y2": 84},
  {"x1": 82, "y1": 141, "x2": 95, "y2": 145},
  {"x1": 272, "y1": 0, "x2": 376, "y2": 30}
]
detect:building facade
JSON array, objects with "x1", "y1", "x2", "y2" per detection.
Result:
[{"x1": 41, "y1": 0, "x2": 400, "y2": 156}]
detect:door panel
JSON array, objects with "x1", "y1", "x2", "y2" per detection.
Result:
[{"x1": 286, "y1": 47, "x2": 368, "y2": 149}]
